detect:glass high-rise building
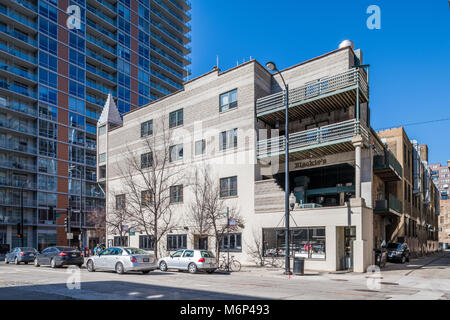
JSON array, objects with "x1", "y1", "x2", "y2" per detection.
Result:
[{"x1": 0, "y1": 0, "x2": 191, "y2": 250}]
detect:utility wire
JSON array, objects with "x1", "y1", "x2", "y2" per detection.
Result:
[{"x1": 376, "y1": 117, "x2": 450, "y2": 131}]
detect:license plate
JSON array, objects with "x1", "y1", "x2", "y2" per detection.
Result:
[
  {"x1": 143, "y1": 258, "x2": 149, "y2": 262},
  {"x1": 72, "y1": 254, "x2": 77, "y2": 257}
]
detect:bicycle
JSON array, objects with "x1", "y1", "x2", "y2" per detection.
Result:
[{"x1": 218, "y1": 254, "x2": 241, "y2": 272}]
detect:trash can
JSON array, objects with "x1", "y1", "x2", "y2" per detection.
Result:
[{"x1": 293, "y1": 257, "x2": 305, "y2": 275}]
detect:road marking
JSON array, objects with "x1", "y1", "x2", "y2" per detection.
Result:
[{"x1": 146, "y1": 294, "x2": 164, "y2": 299}]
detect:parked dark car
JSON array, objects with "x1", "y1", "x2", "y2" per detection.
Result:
[
  {"x1": 34, "y1": 246, "x2": 83, "y2": 268},
  {"x1": 5, "y1": 247, "x2": 37, "y2": 265},
  {"x1": 386, "y1": 243, "x2": 410, "y2": 263}
]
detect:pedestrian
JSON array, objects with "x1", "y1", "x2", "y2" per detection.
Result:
[{"x1": 94, "y1": 243, "x2": 102, "y2": 255}]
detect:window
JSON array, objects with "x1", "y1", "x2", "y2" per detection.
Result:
[
  {"x1": 99, "y1": 125, "x2": 106, "y2": 135},
  {"x1": 69, "y1": 33, "x2": 84, "y2": 51},
  {"x1": 118, "y1": 73, "x2": 130, "y2": 88},
  {"x1": 39, "y1": 18, "x2": 57, "y2": 39},
  {"x1": 263, "y1": 227, "x2": 326, "y2": 259},
  {"x1": 167, "y1": 234, "x2": 187, "y2": 250},
  {"x1": 169, "y1": 144, "x2": 183, "y2": 162},
  {"x1": 195, "y1": 139, "x2": 206, "y2": 156},
  {"x1": 138, "y1": 69, "x2": 149, "y2": 84},
  {"x1": 139, "y1": 235, "x2": 154, "y2": 250},
  {"x1": 170, "y1": 185, "x2": 183, "y2": 203},
  {"x1": 39, "y1": 104, "x2": 57, "y2": 121},
  {"x1": 38, "y1": 158, "x2": 57, "y2": 174},
  {"x1": 220, "y1": 233, "x2": 242, "y2": 252},
  {"x1": 39, "y1": 86, "x2": 57, "y2": 105},
  {"x1": 118, "y1": 86, "x2": 130, "y2": 102},
  {"x1": 38, "y1": 175, "x2": 57, "y2": 191},
  {"x1": 118, "y1": 45, "x2": 130, "y2": 61},
  {"x1": 69, "y1": 112, "x2": 85, "y2": 129},
  {"x1": 39, "y1": 34, "x2": 57, "y2": 55},
  {"x1": 219, "y1": 89, "x2": 238, "y2": 112},
  {"x1": 69, "y1": 64, "x2": 85, "y2": 83},
  {"x1": 69, "y1": 96, "x2": 85, "y2": 115},
  {"x1": 69, "y1": 145, "x2": 84, "y2": 163},
  {"x1": 220, "y1": 128, "x2": 238, "y2": 150},
  {"x1": 99, "y1": 153, "x2": 106, "y2": 163},
  {"x1": 39, "y1": 119, "x2": 57, "y2": 139},
  {"x1": 39, "y1": 68, "x2": 57, "y2": 87},
  {"x1": 169, "y1": 109, "x2": 183, "y2": 128},
  {"x1": 39, "y1": 52, "x2": 57, "y2": 72},
  {"x1": 69, "y1": 49, "x2": 85, "y2": 68},
  {"x1": 220, "y1": 176, "x2": 237, "y2": 197},
  {"x1": 141, "y1": 120, "x2": 153, "y2": 137},
  {"x1": 39, "y1": 139, "x2": 57, "y2": 158},
  {"x1": 116, "y1": 194, "x2": 126, "y2": 209},
  {"x1": 69, "y1": 80, "x2": 84, "y2": 98},
  {"x1": 141, "y1": 152, "x2": 152, "y2": 169},
  {"x1": 141, "y1": 190, "x2": 152, "y2": 205},
  {"x1": 69, "y1": 128, "x2": 84, "y2": 145},
  {"x1": 113, "y1": 236, "x2": 128, "y2": 246},
  {"x1": 39, "y1": 1, "x2": 58, "y2": 23}
]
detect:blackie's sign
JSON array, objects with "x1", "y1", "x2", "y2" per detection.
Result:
[{"x1": 294, "y1": 158, "x2": 327, "y2": 169}]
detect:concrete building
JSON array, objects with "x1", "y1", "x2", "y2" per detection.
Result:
[
  {"x1": 377, "y1": 128, "x2": 440, "y2": 255},
  {"x1": 429, "y1": 161, "x2": 450, "y2": 249},
  {"x1": 98, "y1": 43, "x2": 439, "y2": 272},
  {"x1": 0, "y1": 0, "x2": 191, "y2": 251}
]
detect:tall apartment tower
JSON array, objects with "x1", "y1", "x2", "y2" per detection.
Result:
[{"x1": 0, "y1": 0, "x2": 191, "y2": 250}]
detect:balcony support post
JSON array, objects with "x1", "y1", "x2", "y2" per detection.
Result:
[
  {"x1": 356, "y1": 68, "x2": 360, "y2": 134},
  {"x1": 353, "y1": 136, "x2": 364, "y2": 198}
]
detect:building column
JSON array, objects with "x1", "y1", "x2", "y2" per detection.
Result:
[{"x1": 353, "y1": 136, "x2": 364, "y2": 198}]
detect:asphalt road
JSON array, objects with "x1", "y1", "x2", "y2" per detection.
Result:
[{"x1": 0, "y1": 251, "x2": 449, "y2": 300}]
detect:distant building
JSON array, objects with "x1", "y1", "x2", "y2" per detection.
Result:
[{"x1": 429, "y1": 161, "x2": 450, "y2": 249}]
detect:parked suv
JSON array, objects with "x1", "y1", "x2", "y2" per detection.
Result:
[
  {"x1": 386, "y1": 243, "x2": 410, "y2": 263},
  {"x1": 159, "y1": 249, "x2": 218, "y2": 274}
]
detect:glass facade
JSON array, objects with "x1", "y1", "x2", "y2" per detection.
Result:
[{"x1": 0, "y1": 0, "x2": 191, "y2": 249}]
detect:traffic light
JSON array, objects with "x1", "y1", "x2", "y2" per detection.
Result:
[
  {"x1": 64, "y1": 218, "x2": 69, "y2": 232},
  {"x1": 16, "y1": 223, "x2": 22, "y2": 238}
]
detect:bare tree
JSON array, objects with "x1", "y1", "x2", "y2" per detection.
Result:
[
  {"x1": 188, "y1": 164, "x2": 244, "y2": 258},
  {"x1": 113, "y1": 117, "x2": 183, "y2": 258},
  {"x1": 105, "y1": 191, "x2": 132, "y2": 246},
  {"x1": 245, "y1": 229, "x2": 265, "y2": 267}
]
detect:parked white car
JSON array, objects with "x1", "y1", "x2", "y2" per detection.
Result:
[
  {"x1": 86, "y1": 247, "x2": 158, "y2": 274},
  {"x1": 158, "y1": 249, "x2": 218, "y2": 274}
]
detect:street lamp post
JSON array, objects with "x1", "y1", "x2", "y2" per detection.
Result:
[{"x1": 265, "y1": 61, "x2": 292, "y2": 275}]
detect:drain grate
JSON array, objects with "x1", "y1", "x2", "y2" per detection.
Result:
[
  {"x1": 331, "y1": 279, "x2": 348, "y2": 282},
  {"x1": 380, "y1": 282, "x2": 398, "y2": 285}
]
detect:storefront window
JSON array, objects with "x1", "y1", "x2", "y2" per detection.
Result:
[{"x1": 263, "y1": 227, "x2": 326, "y2": 259}]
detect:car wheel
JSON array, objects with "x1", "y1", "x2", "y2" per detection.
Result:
[
  {"x1": 34, "y1": 258, "x2": 40, "y2": 267},
  {"x1": 24, "y1": 262, "x2": 28, "y2": 265},
  {"x1": 159, "y1": 261, "x2": 168, "y2": 272},
  {"x1": 51, "y1": 258, "x2": 57, "y2": 268},
  {"x1": 115, "y1": 262, "x2": 125, "y2": 274},
  {"x1": 4, "y1": 257, "x2": 8, "y2": 264},
  {"x1": 14, "y1": 257, "x2": 19, "y2": 265},
  {"x1": 142, "y1": 270, "x2": 150, "y2": 274},
  {"x1": 188, "y1": 263, "x2": 198, "y2": 274},
  {"x1": 401, "y1": 255, "x2": 406, "y2": 264},
  {"x1": 406, "y1": 255, "x2": 410, "y2": 262},
  {"x1": 87, "y1": 260, "x2": 95, "y2": 272},
  {"x1": 206, "y1": 269, "x2": 215, "y2": 274}
]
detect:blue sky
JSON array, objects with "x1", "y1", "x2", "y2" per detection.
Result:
[{"x1": 188, "y1": 0, "x2": 450, "y2": 164}]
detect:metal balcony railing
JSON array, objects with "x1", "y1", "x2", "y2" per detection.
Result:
[
  {"x1": 0, "y1": 120, "x2": 36, "y2": 135},
  {"x1": 0, "y1": 99, "x2": 37, "y2": 117},
  {"x1": 374, "y1": 194, "x2": 402, "y2": 215},
  {"x1": 256, "y1": 69, "x2": 369, "y2": 115},
  {"x1": 374, "y1": 149, "x2": 403, "y2": 179},
  {"x1": 257, "y1": 119, "x2": 368, "y2": 158},
  {"x1": 0, "y1": 198, "x2": 36, "y2": 207},
  {"x1": 0, "y1": 139, "x2": 36, "y2": 154},
  {"x1": 0, "y1": 43, "x2": 37, "y2": 64},
  {"x1": 0, "y1": 159, "x2": 36, "y2": 171},
  {"x1": 11, "y1": 0, "x2": 37, "y2": 12}
]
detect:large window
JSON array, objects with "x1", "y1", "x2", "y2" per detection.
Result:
[
  {"x1": 195, "y1": 139, "x2": 206, "y2": 156},
  {"x1": 115, "y1": 194, "x2": 126, "y2": 209},
  {"x1": 39, "y1": 119, "x2": 57, "y2": 139},
  {"x1": 220, "y1": 233, "x2": 242, "y2": 252},
  {"x1": 113, "y1": 236, "x2": 128, "y2": 246},
  {"x1": 170, "y1": 185, "x2": 183, "y2": 203},
  {"x1": 263, "y1": 227, "x2": 326, "y2": 259},
  {"x1": 141, "y1": 190, "x2": 152, "y2": 205},
  {"x1": 39, "y1": 104, "x2": 57, "y2": 121},
  {"x1": 139, "y1": 235, "x2": 155, "y2": 250},
  {"x1": 39, "y1": 139, "x2": 57, "y2": 158},
  {"x1": 141, "y1": 152, "x2": 152, "y2": 169},
  {"x1": 169, "y1": 109, "x2": 183, "y2": 128},
  {"x1": 219, "y1": 89, "x2": 238, "y2": 112},
  {"x1": 169, "y1": 144, "x2": 183, "y2": 162},
  {"x1": 220, "y1": 176, "x2": 237, "y2": 198},
  {"x1": 219, "y1": 128, "x2": 238, "y2": 150},
  {"x1": 37, "y1": 174, "x2": 57, "y2": 191},
  {"x1": 167, "y1": 234, "x2": 186, "y2": 250},
  {"x1": 38, "y1": 158, "x2": 57, "y2": 174},
  {"x1": 140, "y1": 120, "x2": 153, "y2": 137}
]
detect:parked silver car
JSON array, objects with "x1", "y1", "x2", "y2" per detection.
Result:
[
  {"x1": 86, "y1": 247, "x2": 158, "y2": 274},
  {"x1": 158, "y1": 249, "x2": 218, "y2": 274},
  {"x1": 4, "y1": 247, "x2": 37, "y2": 265}
]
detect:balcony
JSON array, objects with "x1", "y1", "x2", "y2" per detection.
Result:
[
  {"x1": 256, "y1": 69, "x2": 369, "y2": 125},
  {"x1": 257, "y1": 119, "x2": 369, "y2": 160},
  {"x1": 0, "y1": 197, "x2": 36, "y2": 207},
  {"x1": 373, "y1": 149, "x2": 402, "y2": 182},
  {"x1": 0, "y1": 99, "x2": 37, "y2": 118},
  {"x1": 374, "y1": 195, "x2": 402, "y2": 216},
  {"x1": 0, "y1": 42, "x2": 37, "y2": 65},
  {"x1": 0, "y1": 178, "x2": 36, "y2": 189},
  {"x1": 0, "y1": 119, "x2": 36, "y2": 136},
  {"x1": 0, "y1": 159, "x2": 36, "y2": 172},
  {"x1": 0, "y1": 139, "x2": 36, "y2": 155}
]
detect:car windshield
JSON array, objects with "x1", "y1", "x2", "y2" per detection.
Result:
[
  {"x1": 20, "y1": 248, "x2": 36, "y2": 252},
  {"x1": 124, "y1": 248, "x2": 148, "y2": 255},
  {"x1": 201, "y1": 251, "x2": 215, "y2": 258},
  {"x1": 57, "y1": 247, "x2": 78, "y2": 252},
  {"x1": 386, "y1": 243, "x2": 402, "y2": 249}
]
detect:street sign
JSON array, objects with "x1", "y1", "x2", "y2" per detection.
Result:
[
  {"x1": 129, "y1": 227, "x2": 135, "y2": 236},
  {"x1": 67, "y1": 233, "x2": 73, "y2": 240},
  {"x1": 122, "y1": 225, "x2": 129, "y2": 232},
  {"x1": 229, "y1": 218, "x2": 237, "y2": 227}
]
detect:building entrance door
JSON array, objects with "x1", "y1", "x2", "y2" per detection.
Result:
[{"x1": 344, "y1": 227, "x2": 356, "y2": 270}]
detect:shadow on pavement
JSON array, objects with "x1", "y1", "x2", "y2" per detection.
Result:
[{"x1": 0, "y1": 280, "x2": 267, "y2": 300}]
